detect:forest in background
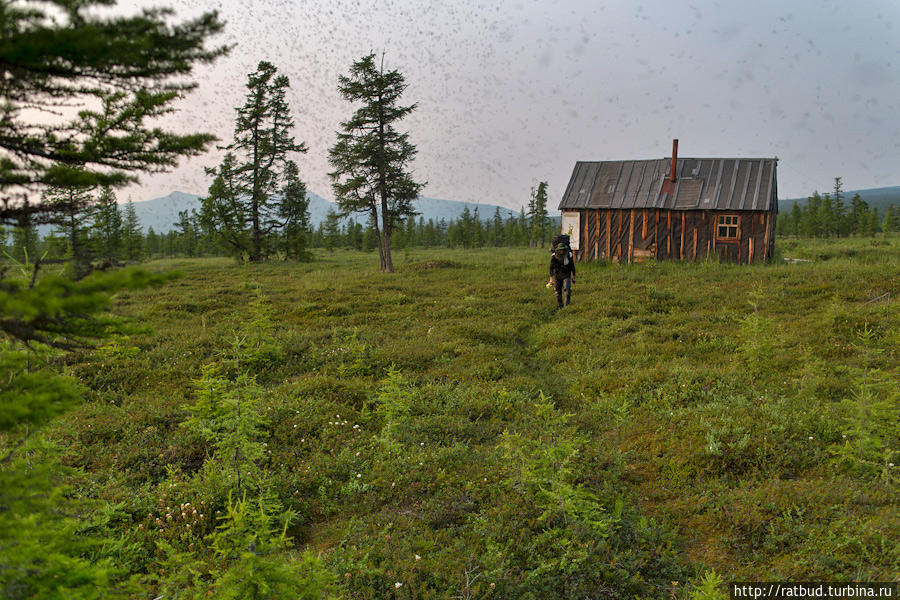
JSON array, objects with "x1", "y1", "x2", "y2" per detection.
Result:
[{"x1": 4, "y1": 179, "x2": 897, "y2": 265}]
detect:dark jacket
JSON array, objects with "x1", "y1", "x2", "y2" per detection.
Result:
[{"x1": 549, "y1": 250, "x2": 575, "y2": 280}]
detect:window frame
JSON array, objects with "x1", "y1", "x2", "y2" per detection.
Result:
[{"x1": 716, "y1": 214, "x2": 740, "y2": 241}]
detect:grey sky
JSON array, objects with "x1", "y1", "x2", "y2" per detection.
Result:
[{"x1": 121, "y1": 0, "x2": 900, "y2": 210}]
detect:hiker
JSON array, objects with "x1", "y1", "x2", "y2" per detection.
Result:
[{"x1": 549, "y1": 236, "x2": 575, "y2": 308}]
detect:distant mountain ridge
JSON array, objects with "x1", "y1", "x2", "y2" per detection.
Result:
[
  {"x1": 130, "y1": 191, "x2": 528, "y2": 233},
  {"x1": 779, "y1": 186, "x2": 900, "y2": 213}
]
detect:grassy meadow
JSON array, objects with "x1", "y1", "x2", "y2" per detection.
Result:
[{"x1": 39, "y1": 237, "x2": 900, "y2": 597}]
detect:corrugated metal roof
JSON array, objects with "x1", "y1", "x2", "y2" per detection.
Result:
[{"x1": 558, "y1": 157, "x2": 778, "y2": 211}]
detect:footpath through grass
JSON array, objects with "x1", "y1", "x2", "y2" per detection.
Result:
[{"x1": 52, "y1": 240, "x2": 899, "y2": 597}]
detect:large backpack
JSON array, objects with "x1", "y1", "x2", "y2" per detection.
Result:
[{"x1": 551, "y1": 234, "x2": 570, "y2": 252}]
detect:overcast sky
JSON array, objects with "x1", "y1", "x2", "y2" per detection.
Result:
[{"x1": 119, "y1": 0, "x2": 900, "y2": 211}]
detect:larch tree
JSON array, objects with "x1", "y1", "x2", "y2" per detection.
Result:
[
  {"x1": 200, "y1": 152, "x2": 246, "y2": 254},
  {"x1": 832, "y1": 177, "x2": 848, "y2": 236},
  {"x1": 0, "y1": 0, "x2": 228, "y2": 227},
  {"x1": 9, "y1": 208, "x2": 38, "y2": 262},
  {"x1": 201, "y1": 61, "x2": 308, "y2": 261},
  {"x1": 882, "y1": 206, "x2": 897, "y2": 234},
  {"x1": 527, "y1": 181, "x2": 550, "y2": 247},
  {"x1": 121, "y1": 200, "x2": 144, "y2": 261},
  {"x1": 278, "y1": 160, "x2": 311, "y2": 260},
  {"x1": 0, "y1": 1, "x2": 227, "y2": 595},
  {"x1": 43, "y1": 182, "x2": 95, "y2": 272},
  {"x1": 329, "y1": 52, "x2": 424, "y2": 273},
  {"x1": 91, "y1": 185, "x2": 123, "y2": 262}
]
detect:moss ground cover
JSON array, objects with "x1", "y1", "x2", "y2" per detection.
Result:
[{"x1": 43, "y1": 238, "x2": 900, "y2": 596}]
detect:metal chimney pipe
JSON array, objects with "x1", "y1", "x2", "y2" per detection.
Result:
[{"x1": 670, "y1": 138, "x2": 678, "y2": 182}]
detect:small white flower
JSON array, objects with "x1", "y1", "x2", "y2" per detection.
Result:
[
  {"x1": 395, "y1": 582, "x2": 403, "y2": 589},
  {"x1": 356, "y1": 451, "x2": 360, "y2": 457},
  {"x1": 356, "y1": 473, "x2": 361, "y2": 478},
  {"x1": 808, "y1": 436, "x2": 813, "y2": 440},
  {"x1": 415, "y1": 554, "x2": 421, "y2": 561}
]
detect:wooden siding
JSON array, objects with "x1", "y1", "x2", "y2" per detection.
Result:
[{"x1": 572, "y1": 208, "x2": 773, "y2": 264}]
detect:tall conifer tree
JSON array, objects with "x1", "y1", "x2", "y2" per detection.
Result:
[
  {"x1": 528, "y1": 181, "x2": 550, "y2": 247},
  {"x1": 91, "y1": 186, "x2": 123, "y2": 262},
  {"x1": 121, "y1": 200, "x2": 144, "y2": 261},
  {"x1": 1, "y1": 3, "x2": 227, "y2": 592},
  {"x1": 44, "y1": 182, "x2": 95, "y2": 272},
  {"x1": 329, "y1": 53, "x2": 424, "y2": 273},
  {"x1": 9, "y1": 209, "x2": 39, "y2": 263},
  {"x1": 0, "y1": 0, "x2": 228, "y2": 226},
  {"x1": 278, "y1": 161, "x2": 311, "y2": 259},
  {"x1": 202, "y1": 62, "x2": 308, "y2": 261}
]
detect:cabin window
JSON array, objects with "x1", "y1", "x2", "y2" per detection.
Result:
[{"x1": 717, "y1": 215, "x2": 739, "y2": 240}]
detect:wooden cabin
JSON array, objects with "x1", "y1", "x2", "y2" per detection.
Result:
[{"x1": 557, "y1": 140, "x2": 778, "y2": 264}]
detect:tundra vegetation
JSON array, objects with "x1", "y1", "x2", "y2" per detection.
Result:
[{"x1": 2, "y1": 237, "x2": 898, "y2": 598}]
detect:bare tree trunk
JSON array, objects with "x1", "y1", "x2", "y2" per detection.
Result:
[
  {"x1": 251, "y1": 196, "x2": 261, "y2": 262},
  {"x1": 380, "y1": 191, "x2": 394, "y2": 273},
  {"x1": 371, "y1": 205, "x2": 385, "y2": 271},
  {"x1": 382, "y1": 230, "x2": 394, "y2": 273}
]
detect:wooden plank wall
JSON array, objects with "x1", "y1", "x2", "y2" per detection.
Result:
[{"x1": 575, "y1": 209, "x2": 774, "y2": 264}]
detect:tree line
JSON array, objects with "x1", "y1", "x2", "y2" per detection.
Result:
[
  {"x1": 2, "y1": 185, "x2": 558, "y2": 262},
  {"x1": 305, "y1": 200, "x2": 557, "y2": 252},
  {"x1": 2, "y1": 197, "x2": 558, "y2": 262},
  {"x1": 2, "y1": 185, "x2": 144, "y2": 274},
  {"x1": 776, "y1": 177, "x2": 898, "y2": 237}
]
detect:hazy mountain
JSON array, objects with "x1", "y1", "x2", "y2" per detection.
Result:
[
  {"x1": 779, "y1": 186, "x2": 900, "y2": 214},
  {"x1": 130, "y1": 191, "x2": 526, "y2": 233}
]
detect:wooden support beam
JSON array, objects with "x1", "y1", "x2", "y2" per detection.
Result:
[
  {"x1": 628, "y1": 210, "x2": 635, "y2": 264},
  {"x1": 578, "y1": 210, "x2": 589, "y2": 260},
  {"x1": 666, "y1": 212, "x2": 671, "y2": 256},
  {"x1": 655, "y1": 210, "x2": 660, "y2": 260},
  {"x1": 595, "y1": 211, "x2": 600, "y2": 261},
  {"x1": 763, "y1": 213, "x2": 771, "y2": 262},
  {"x1": 693, "y1": 226, "x2": 698, "y2": 260},
  {"x1": 749, "y1": 236, "x2": 755, "y2": 263},
  {"x1": 615, "y1": 212, "x2": 622, "y2": 261},
  {"x1": 712, "y1": 216, "x2": 716, "y2": 255},
  {"x1": 679, "y1": 212, "x2": 685, "y2": 260},
  {"x1": 642, "y1": 209, "x2": 648, "y2": 239},
  {"x1": 606, "y1": 211, "x2": 611, "y2": 259}
]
